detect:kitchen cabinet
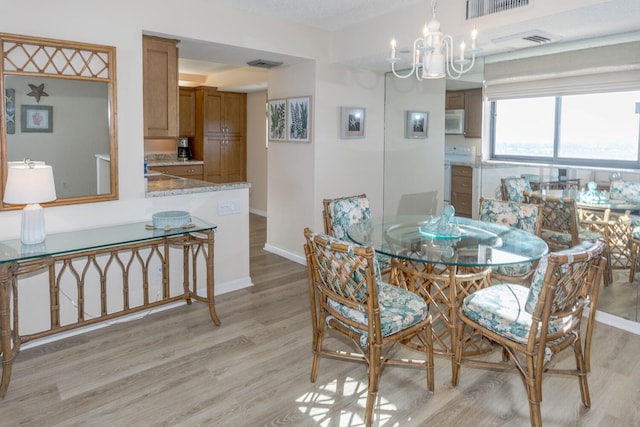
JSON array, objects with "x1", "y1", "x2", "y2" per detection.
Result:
[
  {"x1": 445, "y1": 89, "x2": 482, "y2": 139},
  {"x1": 148, "y1": 164, "x2": 203, "y2": 180},
  {"x1": 451, "y1": 165, "x2": 473, "y2": 218},
  {"x1": 193, "y1": 87, "x2": 246, "y2": 183},
  {"x1": 464, "y1": 88, "x2": 482, "y2": 138},
  {"x1": 446, "y1": 91, "x2": 465, "y2": 110},
  {"x1": 179, "y1": 86, "x2": 195, "y2": 137},
  {"x1": 142, "y1": 35, "x2": 179, "y2": 139}
]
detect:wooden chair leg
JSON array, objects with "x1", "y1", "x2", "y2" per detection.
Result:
[
  {"x1": 524, "y1": 355, "x2": 543, "y2": 427},
  {"x1": 364, "y1": 343, "x2": 382, "y2": 427}
]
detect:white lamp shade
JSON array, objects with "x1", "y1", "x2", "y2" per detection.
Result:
[{"x1": 4, "y1": 164, "x2": 57, "y2": 205}]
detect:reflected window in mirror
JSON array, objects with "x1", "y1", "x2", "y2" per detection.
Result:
[{"x1": 0, "y1": 33, "x2": 118, "y2": 209}]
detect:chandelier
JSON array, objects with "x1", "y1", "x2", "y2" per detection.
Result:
[{"x1": 387, "y1": 0, "x2": 479, "y2": 80}]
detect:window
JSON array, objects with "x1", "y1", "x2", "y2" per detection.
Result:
[{"x1": 491, "y1": 90, "x2": 640, "y2": 167}]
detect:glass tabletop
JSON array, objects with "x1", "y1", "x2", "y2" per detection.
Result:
[
  {"x1": 347, "y1": 215, "x2": 548, "y2": 267},
  {"x1": 0, "y1": 216, "x2": 216, "y2": 265},
  {"x1": 576, "y1": 199, "x2": 640, "y2": 212}
]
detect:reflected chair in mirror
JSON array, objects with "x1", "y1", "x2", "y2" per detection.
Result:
[
  {"x1": 501, "y1": 177, "x2": 532, "y2": 202},
  {"x1": 303, "y1": 228, "x2": 434, "y2": 426},
  {"x1": 323, "y1": 194, "x2": 391, "y2": 274},
  {"x1": 478, "y1": 197, "x2": 543, "y2": 285},
  {"x1": 452, "y1": 240, "x2": 606, "y2": 427},
  {"x1": 524, "y1": 191, "x2": 611, "y2": 285}
]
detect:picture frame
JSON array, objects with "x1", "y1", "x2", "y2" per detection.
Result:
[
  {"x1": 267, "y1": 99, "x2": 287, "y2": 141},
  {"x1": 21, "y1": 105, "x2": 53, "y2": 133},
  {"x1": 405, "y1": 110, "x2": 428, "y2": 139},
  {"x1": 340, "y1": 106, "x2": 366, "y2": 139},
  {"x1": 287, "y1": 96, "x2": 311, "y2": 142}
]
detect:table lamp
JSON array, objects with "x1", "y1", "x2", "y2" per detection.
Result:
[{"x1": 3, "y1": 162, "x2": 57, "y2": 244}]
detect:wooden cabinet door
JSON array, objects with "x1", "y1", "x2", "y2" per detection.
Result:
[
  {"x1": 179, "y1": 87, "x2": 195, "y2": 137},
  {"x1": 224, "y1": 137, "x2": 246, "y2": 182},
  {"x1": 203, "y1": 136, "x2": 223, "y2": 182},
  {"x1": 446, "y1": 91, "x2": 465, "y2": 110},
  {"x1": 451, "y1": 165, "x2": 473, "y2": 218},
  {"x1": 223, "y1": 92, "x2": 246, "y2": 137},
  {"x1": 143, "y1": 36, "x2": 178, "y2": 138},
  {"x1": 464, "y1": 88, "x2": 482, "y2": 138}
]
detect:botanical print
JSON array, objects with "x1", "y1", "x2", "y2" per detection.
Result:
[
  {"x1": 268, "y1": 99, "x2": 286, "y2": 141},
  {"x1": 287, "y1": 96, "x2": 310, "y2": 142}
]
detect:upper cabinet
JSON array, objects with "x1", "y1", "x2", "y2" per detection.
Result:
[
  {"x1": 446, "y1": 88, "x2": 482, "y2": 139},
  {"x1": 143, "y1": 35, "x2": 179, "y2": 139},
  {"x1": 179, "y1": 86, "x2": 196, "y2": 137}
]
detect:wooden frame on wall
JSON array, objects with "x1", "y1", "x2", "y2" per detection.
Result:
[{"x1": 340, "y1": 106, "x2": 366, "y2": 139}]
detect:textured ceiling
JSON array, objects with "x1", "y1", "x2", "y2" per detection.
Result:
[{"x1": 211, "y1": 0, "x2": 425, "y2": 31}]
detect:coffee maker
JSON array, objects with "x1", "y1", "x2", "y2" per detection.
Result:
[{"x1": 177, "y1": 137, "x2": 191, "y2": 160}]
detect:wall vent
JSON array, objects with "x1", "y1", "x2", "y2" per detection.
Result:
[
  {"x1": 467, "y1": 0, "x2": 529, "y2": 19},
  {"x1": 491, "y1": 30, "x2": 558, "y2": 49}
]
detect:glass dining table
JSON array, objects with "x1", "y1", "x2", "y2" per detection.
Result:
[{"x1": 348, "y1": 215, "x2": 548, "y2": 377}]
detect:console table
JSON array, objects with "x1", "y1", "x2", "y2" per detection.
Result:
[{"x1": 0, "y1": 217, "x2": 219, "y2": 398}]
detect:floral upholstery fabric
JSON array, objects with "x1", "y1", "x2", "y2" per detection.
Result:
[
  {"x1": 610, "y1": 180, "x2": 640, "y2": 203},
  {"x1": 327, "y1": 282, "x2": 428, "y2": 347},
  {"x1": 327, "y1": 196, "x2": 391, "y2": 271},
  {"x1": 540, "y1": 228, "x2": 601, "y2": 247},
  {"x1": 462, "y1": 282, "x2": 571, "y2": 344},
  {"x1": 479, "y1": 198, "x2": 539, "y2": 278},
  {"x1": 502, "y1": 177, "x2": 532, "y2": 203}
]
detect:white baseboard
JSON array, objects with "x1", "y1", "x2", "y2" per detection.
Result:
[
  {"x1": 593, "y1": 309, "x2": 640, "y2": 335},
  {"x1": 263, "y1": 243, "x2": 306, "y2": 265},
  {"x1": 21, "y1": 276, "x2": 253, "y2": 350},
  {"x1": 249, "y1": 208, "x2": 267, "y2": 217}
]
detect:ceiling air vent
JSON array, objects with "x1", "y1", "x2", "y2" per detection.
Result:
[
  {"x1": 467, "y1": 0, "x2": 529, "y2": 19},
  {"x1": 492, "y1": 30, "x2": 559, "y2": 49},
  {"x1": 247, "y1": 59, "x2": 283, "y2": 69}
]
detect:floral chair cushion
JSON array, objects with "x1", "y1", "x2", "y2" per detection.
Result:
[
  {"x1": 479, "y1": 198, "x2": 539, "y2": 278},
  {"x1": 610, "y1": 180, "x2": 640, "y2": 204},
  {"x1": 327, "y1": 282, "x2": 428, "y2": 347},
  {"x1": 462, "y1": 282, "x2": 572, "y2": 344},
  {"x1": 502, "y1": 177, "x2": 532, "y2": 203},
  {"x1": 328, "y1": 196, "x2": 391, "y2": 271}
]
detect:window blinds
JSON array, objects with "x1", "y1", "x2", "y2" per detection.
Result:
[{"x1": 484, "y1": 40, "x2": 640, "y2": 100}]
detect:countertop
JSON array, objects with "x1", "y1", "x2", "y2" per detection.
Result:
[
  {"x1": 145, "y1": 153, "x2": 203, "y2": 167},
  {"x1": 146, "y1": 173, "x2": 250, "y2": 198}
]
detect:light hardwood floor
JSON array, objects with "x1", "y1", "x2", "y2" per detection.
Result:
[{"x1": 1, "y1": 214, "x2": 639, "y2": 426}]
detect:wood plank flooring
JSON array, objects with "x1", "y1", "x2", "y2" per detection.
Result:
[{"x1": 1, "y1": 214, "x2": 640, "y2": 426}]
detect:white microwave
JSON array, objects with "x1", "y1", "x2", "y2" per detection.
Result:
[{"x1": 445, "y1": 109, "x2": 465, "y2": 135}]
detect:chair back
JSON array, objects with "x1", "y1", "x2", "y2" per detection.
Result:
[
  {"x1": 501, "y1": 177, "x2": 532, "y2": 202},
  {"x1": 609, "y1": 180, "x2": 640, "y2": 203},
  {"x1": 525, "y1": 240, "x2": 605, "y2": 349},
  {"x1": 304, "y1": 228, "x2": 381, "y2": 340},
  {"x1": 524, "y1": 191, "x2": 580, "y2": 250},
  {"x1": 322, "y1": 194, "x2": 371, "y2": 240},
  {"x1": 478, "y1": 197, "x2": 542, "y2": 236}
]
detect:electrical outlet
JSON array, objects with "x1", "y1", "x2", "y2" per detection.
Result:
[{"x1": 218, "y1": 199, "x2": 241, "y2": 215}]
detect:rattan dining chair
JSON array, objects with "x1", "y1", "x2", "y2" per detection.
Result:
[
  {"x1": 322, "y1": 194, "x2": 391, "y2": 274},
  {"x1": 478, "y1": 197, "x2": 543, "y2": 284},
  {"x1": 452, "y1": 239, "x2": 606, "y2": 427},
  {"x1": 304, "y1": 228, "x2": 434, "y2": 427}
]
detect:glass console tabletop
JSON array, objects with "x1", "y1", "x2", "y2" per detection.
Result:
[
  {"x1": 347, "y1": 215, "x2": 548, "y2": 267},
  {"x1": 0, "y1": 217, "x2": 216, "y2": 264}
]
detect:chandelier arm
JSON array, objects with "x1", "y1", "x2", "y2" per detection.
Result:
[{"x1": 390, "y1": 38, "x2": 423, "y2": 79}]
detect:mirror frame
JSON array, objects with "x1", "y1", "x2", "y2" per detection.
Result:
[{"x1": 0, "y1": 33, "x2": 118, "y2": 210}]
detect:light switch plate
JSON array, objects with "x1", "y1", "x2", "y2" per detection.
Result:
[{"x1": 218, "y1": 199, "x2": 241, "y2": 215}]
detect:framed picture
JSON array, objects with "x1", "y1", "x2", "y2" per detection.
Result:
[
  {"x1": 267, "y1": 99, "x2": 287, "y2": 141},
  {"x1": 405, "y1": 110, "x2": 428, "y2": 139},
  {"x1": 340, "y1": 106, "x2": 366, "y2": 139},
  {"x1": 287, "y1": 96, "x2": 311, "y2": 142},
  {"x1": 21, "y1": 105, "x2": 53, "y2": 133}
]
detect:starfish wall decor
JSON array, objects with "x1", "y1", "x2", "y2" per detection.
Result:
[{"x1": 27, "y1": 83, "x2": 49, "y2": 103}]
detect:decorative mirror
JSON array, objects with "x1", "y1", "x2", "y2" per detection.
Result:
[{"x1": 0, "y1": 33, "x2": 118, "y2": 209}]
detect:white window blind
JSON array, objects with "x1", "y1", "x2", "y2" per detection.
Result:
[{"x1": 484, "y1": 41, "x2": 640, "y2": 100}]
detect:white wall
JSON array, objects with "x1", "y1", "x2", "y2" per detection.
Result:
[
  {"x1": 384, "y1": 74, "x2": 446, "y2": 216},
  {"x1": 246, "y1": 91, "x2": 268, "y2": 216}
]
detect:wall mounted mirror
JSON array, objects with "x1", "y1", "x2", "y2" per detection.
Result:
[{"x1": 0, "y1": 33, "x2": 118, "y2": 209}]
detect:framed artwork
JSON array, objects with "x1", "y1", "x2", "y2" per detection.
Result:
[
  {"x1": 340, "y1": 106, "x2": 366, "y2": 139},
  {"x1": 287, "y1": 96, "x2": 311, "y2": 142},
  {"x1": 405, "y1": 110, "x2": 428, "y2": 139},
  {"x1": 21, "y1": 105, "x2": 53, "y2": 133},
  {"x1": 267, "y1": 99, "x2": 287, "y2": 141}
]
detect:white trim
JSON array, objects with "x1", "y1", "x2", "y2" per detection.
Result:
[
  {"x1": 263, "y1": 243, "x2": 306, "y2": 265},
  {"x1": 592, "y1": 309, "x2": 640, "y2": 335},
  {"x1": 249, "y1": 208, "x2": 267, "y2": 217}
]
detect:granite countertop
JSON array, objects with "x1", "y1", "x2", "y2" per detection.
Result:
[
  {"x1": 146, "y1": 173, "x2": 250, "y2": 198},
  {"x1": 146, "y1": 154, "x2": 203, "y2": 167}
]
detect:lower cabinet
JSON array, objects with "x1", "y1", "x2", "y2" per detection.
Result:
[
  {"x1": 451, "y1": 165, "x2": 473, "y2": 218},
  {"x1": 202, "y1": 136, "x2": 245, "y2": 183},
  {"x1": 148, "y1": 164, "x2": 204, "y2": 180}
]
